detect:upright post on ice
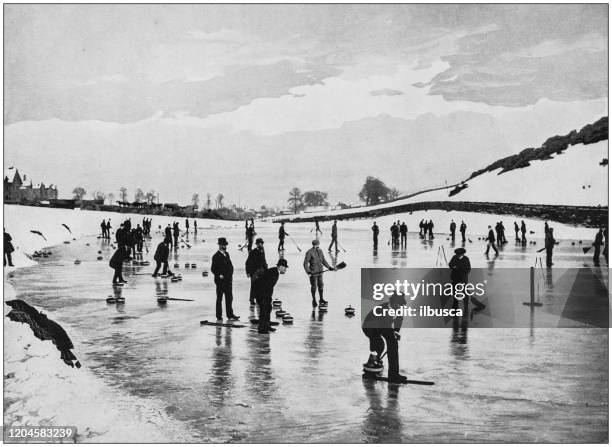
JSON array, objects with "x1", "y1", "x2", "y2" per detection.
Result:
[{"x1": 523, "y1": 266, "x2": 542, "y2": 307}]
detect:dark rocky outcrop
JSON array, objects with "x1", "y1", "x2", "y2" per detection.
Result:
[{"x1": 469, "y1": 117, "x2": 608, "y2": 179}]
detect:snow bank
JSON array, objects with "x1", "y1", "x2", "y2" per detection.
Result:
[
  {"x1": 3, "y1": 205, "x2": 237, "y2": 268},
  {"x1": 3, "y1": 281, "x2": 199, "y2": 442},
  {"x1": 277, "y1": 141, "x2": 608, "y2": 220}
]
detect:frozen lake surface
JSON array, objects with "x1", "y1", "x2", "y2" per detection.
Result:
[{"x1": 4, "y1": 220, "x2": 609, "y2": 442}]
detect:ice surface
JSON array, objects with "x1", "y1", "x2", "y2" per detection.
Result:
[{"x1": 3, "y1": 212, "x2": 608, "y2": 442}]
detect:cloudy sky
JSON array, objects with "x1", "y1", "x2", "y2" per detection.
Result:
[{"x1": 4, "y1": 4, "x2": 608, "y2": 207}]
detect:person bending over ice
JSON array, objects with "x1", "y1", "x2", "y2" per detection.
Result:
[{"x1": 362, "y1": 294, "x2": 408, "y2": 384}]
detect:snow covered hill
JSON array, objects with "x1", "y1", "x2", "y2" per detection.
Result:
[{"x1": 277, "y1": 133, "x2": 607, "y2": 221}]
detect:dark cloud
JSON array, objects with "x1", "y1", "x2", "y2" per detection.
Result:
[
  {"x1": 419, "y1": 5, "x2": 607, "y2": 106},
  {"x1": 4, "y1": 60, "x2": 340, "y2": 124}
]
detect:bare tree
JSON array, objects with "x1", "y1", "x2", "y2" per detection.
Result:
[
  {"x1": 216, "y1": 193, "x2": 224, "y2": 209},
  {"x1": 134, "y1": 188, "x2": 145, "y2": 203},
  {"x1": 119, "y1": 187, "x2": 128, "y2": 202},
  {"x1": 287, "y1": 187, "x2": 303, "y2": 213},
  {"x1": 206, "y1": 193, "x2": 212, "y2": 209},
  {"x1": 72, "y1": 187, "x2": 86, "y2": 200},
  {"x1": 107, "y1": 192, "x2": 115, "y2": 205},
  {"x1": 146, "y1": 190, "x2": 156, "y2": 204},
  {"x1": 94, "y1": 191, "x2": 107, "y2": 201},
  {"x1": 192, "y1": 193, "x2": 200, "y2": 208}
]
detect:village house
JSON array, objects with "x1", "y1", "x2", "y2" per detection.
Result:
[{"x1": 4, "y1": 168, "x2": 58, "y2": 203}]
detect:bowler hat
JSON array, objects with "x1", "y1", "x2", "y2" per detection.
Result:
[
  {"x1": 217, "y1": 237, "x2": 228, "y2": 245},
  {"x1": 255, "y1": 238, "x2": 264, "y2": 244},
  {"x1": 454, "y1": 248, "x2": 466, "y2": 255},
  {"x1": 277, "y1": 258, "x2": 288, "y2": 268}
]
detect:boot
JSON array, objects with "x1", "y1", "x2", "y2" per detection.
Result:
[{"x1": 387, "y1": 373, "x2": 408, "y2": 384}]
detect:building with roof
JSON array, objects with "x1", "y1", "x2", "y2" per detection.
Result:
[{"x1": 4, "y1": 168, "x2": 58, "y2": 203}]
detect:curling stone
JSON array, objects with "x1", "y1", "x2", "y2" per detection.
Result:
[
  {"x1": 579, "y1": 240, "x2": 582, "y2": 244},
  {"x1": 319, "y1": 301, "x2": 328, "y2": 309},
  {"x1": 202, "y1": 271, "x2": 208, "y2": 277},
  {"x1": 86, "y1": 243, "x2": 90, "y2": 246},
  {"x1": 185, "y1": 263, "x2": 190, "y2": 268},
  {"x1": 43, "y1": 253, "x2": 49, "y2": 258},
  {"x1": 318, "y1": 306, "x2": 328, "y2": 313},
  {"x1": 115, "y1": 297, "x2": 125, "y2": 303},
  {"x1": 106, "y1": 297, "x2": 116, "y2": 303},
  {"x1": 73, "y1": 238, "x2": 76, "y2": 241},
  {"x1": 345, "y1": 305, "x2": 356, "y2": 315},
  {"x1": 157, "y1": 297, "x2": 167, "y2": 303},
  {"x1": 171, "y1": 277, "x2": 179, "y2": 282},
  {"x1": 571, "y1": 242, "x2": 575, "y2": 245},
  {"x1": 363, "y1": 363, "x2": 384, "y2": 375},
  {"x1": 272, "y1": 299, "x2": 282, "y2": 307},
  {"x1": 64, "y1": 241, "x2": 70, "y2": 244},
  {"x1": 74, "y1": 259, "x2": 81, "y2": 265},
  {"x1": 181, "y1": 245, "x2": 184, "y2": 248},
  {"x1": 174, "y1": 263, "x2": 180, "y2": 268},
  {"x1": 177, "y1": 274, "x2": 183, "y2": 280},
  {"x1": 142, "y1": 261, "x2": 150, "y2": 266},
  {"x1": 275, "y1": 309, "x2": 286, "y2": 317},
  {"x1": 97, "y1": 256, "x2": 103, "y2": 260},
  {"x1": 282, "y1": 314, "x2": 294, "y2": 324},
  {"x1": 98, "y1": 250, "x2": 102, "y2": 254},
  {"x1": 191, "y1": 263, "x2": 197, "y2": 268}
]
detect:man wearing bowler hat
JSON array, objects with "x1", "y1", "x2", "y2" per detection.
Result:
[
  {"x1": 254, "y1": 259, "x2": 289, "y2": 334},
  {"x1": 211, "y1": 237, "x2": 240, "y2": 322}
]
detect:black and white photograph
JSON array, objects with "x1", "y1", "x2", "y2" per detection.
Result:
[{"x1": 2, "y1": 3, "x2": 609, "y2": 443}]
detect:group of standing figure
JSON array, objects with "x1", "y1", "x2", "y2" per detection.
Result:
[{"x1": 390, "y1": 221, "x2": 408, "y2": 247}]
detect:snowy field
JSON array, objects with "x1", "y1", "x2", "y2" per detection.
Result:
[{"x1": 3, "y1": 205, "x2": 609, "y2": 442}]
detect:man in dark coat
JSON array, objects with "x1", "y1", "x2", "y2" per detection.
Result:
[
  {"x1": 428, "y1": 220, "x2": 434, "y2": 239},
  {"x1": 371, "y1": 221, "x2": 379, "y2": 248},
  {"x1": 245, "y1": 238, "x2": 268, "y2": 305},
  {"x1": 328, "y1": 220, "x2": 338, "y2": 252},
  {"x1": 165, "y1": 224, "x2": 173, "y2": 247},
  {"x1": 254, "y1": 259, "x2": 288, "y2": 334},
  {"x1": 134, "y1": 224, "x2": 144, "y2": 255},
  {"x1": 173, "y1": 222, "x2": 180, "y2": 248},
  {"x1": 400, "y1": 222, "x2": 408, "y2": 247},
  {"x1": 459, "y1": 221, "x2": 467, "y2": 242},
  {"x1": 514, "y1": 222, "x2": 520, "y2": 241},
  {"x1": 4, "y1": 228, "x2": 15, "y2": 267},
  {"x1": 362, "y1": 294, "x2": 407, "y2": 384},
  {"x1": 101, "y1": 219, "x2": 107, "y2": 238},
  {"x1": 485, "y1": 225, "x2": 499, "y2": 256},
  {"x1": 545, "y1": 227, "x2": 556, "y2": 267},
  {"x1": 105, "y1": 219, "x2": 112, "y2": 239},
  {"x1": 449, "y1": 247, "x2": 471, "y2": 311},
  {"x1": 450, "y1": 220, "x2": 456, "y2": 239},
  {"x1": 152, "y1": 238, "x2": 172, "y2": 277},
  {"x1": 520, "y1": 220, "x2": 527, "y2": 244},
  {"x1": 277, "y1": 223, "x2": 289, "y2": 252},
  {"x1": 109, "y1": 247, "x2": 128, "y2": 284},
  {"x1": 211, "y1": 237, "x2": 239, "y2": 321},
  {"x1": 593, "y1": 228, "x2": 604, "y2": 265},
  {"x1": 246, "y1": 224, "x2": 255, "y2": 252}
]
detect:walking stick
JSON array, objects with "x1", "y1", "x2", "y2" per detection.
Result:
[
  {"x1": 441, "y1": 246, "x2": 448, "y2": 264},
  {"x1": 289, "y1": 236, "x2": 302, "y2": 252}
]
